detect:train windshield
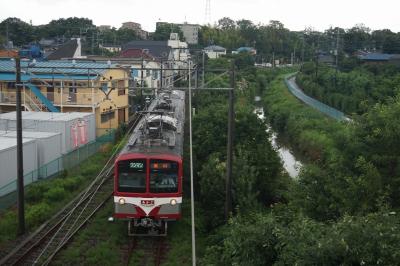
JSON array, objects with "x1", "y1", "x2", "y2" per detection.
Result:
[
  {"x1": 150, "y1": 159, "x2": 179, "y2": 193},
  {"x1": 118, "y1": 159, "x2": 146, "y2": 193}
]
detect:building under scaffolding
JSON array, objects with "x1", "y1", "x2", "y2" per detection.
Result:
[{"x1": 0, "y1": 59, "x2": 130, "y2": 135}]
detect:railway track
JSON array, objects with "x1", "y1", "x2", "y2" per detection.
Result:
[
  {"x1": 124, "y1": 237, "x2": 168, "y2": 266},
  {"x1": 1, "y1": 113, "x2": 145, "y2": 266},
  {"x1": 0, "y1": 168, "x2": 114, "y2": 266}
]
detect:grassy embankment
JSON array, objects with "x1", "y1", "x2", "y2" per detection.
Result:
[
  {"x1": 0, "y1": 143, "x2": 115, "y2": 250},
  {"x1": 263, "y1": 73, "x2": 351, "y2": 165}
]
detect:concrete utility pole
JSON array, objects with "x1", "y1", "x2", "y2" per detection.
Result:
[
  {"x1": 293, "y1": 47, "x2": 296, "y2": 65},
  {"x1": 188, "y1": 61, "x2": 196, "y2": 266},
  {"x1": 272, "y1": 52, "x2": 275, "y2": 68},
  {"x1": 16, "y1": 57, "x2": 25, "y2": 235},
  {"x1": 225, "y1": 62, "x2": 235, "y2": 221},
  {"x1": 202, "y1": 51, "x2": 205, "y2": 88},
  {"x1": 335, "y1": 28, "x2": 340, "y2": 90},
  {"x1": 301, "y1": 31, "x2": 305, "y2": 68}
]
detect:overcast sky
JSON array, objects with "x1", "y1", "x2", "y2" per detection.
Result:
[{"x1": 1, "y1": 0, "x2": 399, "y2": 32}]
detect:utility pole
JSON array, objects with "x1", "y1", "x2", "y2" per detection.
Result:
[
  {"x1": 140, "y1": 57, "x2": 145, "y2": 109},
  {"x1": 160, "y1": 60, "x2": 163, "y2": 93},
  {"x1": 301, "y1": 31, "x2": 305, "y2": 69},
  {"x1": 225, "y1": 62, "x2": 235, "y2": 221},
  {"x1": 202, "y1": 51, "x2": 205, "y2": 88},
  {"x1": 188, "y1": 61, "x2": 196, "y2": 266},
  {"x1": 272, "y1": 52, "x2": 275, "y2": 68},
  {"x1": 16, "y1": 57, "x2": 25, "y2": 235},
  {"x1": 293, "y1": 47, "x2": 296, "y2": 65},
  {"x1": 335, "y1": 28, "x2": 340, "y2": 90},
  {"x1": 141, "y1": 57, "x2": 145, "y2": 88}
]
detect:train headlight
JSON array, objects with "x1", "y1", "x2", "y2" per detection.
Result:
[
  {"x1": 119, "y1": 198, "x2": 126, "y2": 205},
  {"x1": 170, "y1": 199, "x2": 177, "y2": 206}
]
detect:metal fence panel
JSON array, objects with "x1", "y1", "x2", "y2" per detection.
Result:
[{"x1": 284, "y1": 74, "x2": 347, "y2": 121}]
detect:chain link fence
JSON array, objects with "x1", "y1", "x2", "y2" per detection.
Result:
[
  {"x1": 0, "y1": 130, "x2": 115, "y2": 211},
  {"x1": 284, "y1": 73, "x2": 348, "y2": 121}
]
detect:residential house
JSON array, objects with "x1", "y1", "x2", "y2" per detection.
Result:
[
  {"x1": 98, "y1": 25, "x2": 111, "y2": 31},
  {"x1": 156, "y1": 22, "x2": 201, "y2": 45},
  {"x1": 235, "y1": 47, "x2": 257, "y2": 55},
  {"x1": 99, "y1": 44, "x2": 122, "y2": 53},
  {"x1": 121, "y1": 22, "x2": 149, "y2": 40},
  {"x1": 178, "y1": 23, "x2": 201, "y2": 45},
  {"x1": 121, "y1": 40, "x2": 175, "y2": 88},
  {"x1": 168, "y1": 33, "x2": 190, "y2": 71},
  {"x1": 0, "y1": 60, "x2": 130, "y2": 135},
  {"x1": 46, "y1": 38, "x2": 83, "y2": 60},
  {"x1": 204, "y1": 45, "x2": 226, "y2": 59},
  {"x1": 358, "y1": 53, "x2": 400, "y2": 65}
]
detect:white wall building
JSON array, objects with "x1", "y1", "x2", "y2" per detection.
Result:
[
  {"x1": 168, "y1": 33, "x2": 190, "y2": 72},
  {"x1": 204, "y1": 45, "x2": 227, "y2": 59},
  {"x1": 178, "y1": 23, "x2": 201, "y2": 45}
]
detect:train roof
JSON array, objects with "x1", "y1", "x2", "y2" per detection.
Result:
[{"x1": 119, "y1": 89, "x2": 185, "y2": 158}]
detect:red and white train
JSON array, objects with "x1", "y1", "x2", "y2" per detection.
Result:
[{"x1": 113, "y1": 90, "x2": 185, "y2": 235}]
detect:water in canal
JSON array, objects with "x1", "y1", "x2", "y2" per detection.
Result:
[{"x1": 254, "y1": 107, "x2": 302, "y2": 178}]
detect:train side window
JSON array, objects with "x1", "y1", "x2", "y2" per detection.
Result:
[{"x1": 117, "y1": 159, "x2": 146, "y2": 193}]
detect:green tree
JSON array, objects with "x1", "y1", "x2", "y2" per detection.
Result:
[
  {"x1": 39, "y1": 17, "x2": 95, "y2": 39},
  {"x1": 115, "y1": 28, "x2": 138, "y2": 43},
  {"x1": 343, "y1": 24, "x2": 371, "y2": 54},
  {"x1": 0, "y1": 17, "x2": 36, "y2": 46},
  {"x1": 153, "y1": 23, "x2": 183, "y2": 41}
]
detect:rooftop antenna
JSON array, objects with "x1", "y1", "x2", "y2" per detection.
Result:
[{"x1": 205, "y1": 0, "x2": 211, "y2": 25}]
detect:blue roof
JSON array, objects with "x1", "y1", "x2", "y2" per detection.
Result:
[
  {"x1": 359, "y1": 53, "x2": 393, "y2": 61},
  {"x1": 237, "y1": 47, "x2": 255, "y2": 52},
  {"x1": 0, "y1": 73, "x2": 98, "y2": 82},
  {"x1": 0, "y1": 60, "x2": 117, "y2": 76}
]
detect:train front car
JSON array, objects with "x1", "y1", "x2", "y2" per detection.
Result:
[
  {"x1": 114, "y1": 154, "x2": 182, "y2": 235},
  {"x1": 113, "y1": 90, "x2": 185, "y2": 236}
]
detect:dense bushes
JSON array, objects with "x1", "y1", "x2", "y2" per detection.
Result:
[
  {"x1": 197, "y1": 67, "x2": 400, "y2": 264},
  {"x1": 202, "y1": 208, "x2": 400, "y2": 265},
  {"x1": 193, "y1": 95, "x2": 286, "y2": 229},
  {"x1": 297, "y1": 62, "x2": 400, "y2": 115},
  {"x1": 192, "y1": 59, "x2": 287, "y2": 230}
]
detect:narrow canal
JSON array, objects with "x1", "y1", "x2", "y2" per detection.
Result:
[{"x1": 254, "y1": 107, "x2": 302, "y2": 178}]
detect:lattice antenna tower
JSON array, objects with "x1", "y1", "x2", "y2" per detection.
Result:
[{"x1": 205, "y1": 0, "x2": 211, "y2": 25}]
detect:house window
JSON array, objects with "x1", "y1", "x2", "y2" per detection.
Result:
[
  {"x1": 118, "y1": 88, "x2": 125, "y2": 96},
  {"x1": 101, "y1": 111, "x2": 115, "y2": 123},
  {"x1": 118, "y1": 80, "x2": 125, "y2": 95},
  {"x1": 7, "y1": 82, "x2": 15, "y2": 89},
  {"x1": 153, "y1": 71, "x2": 158, "y2": 79}
]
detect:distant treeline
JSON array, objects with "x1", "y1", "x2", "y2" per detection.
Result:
[{"x1": 1, "y1": 16, "x2": 400, "y2": 60}]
